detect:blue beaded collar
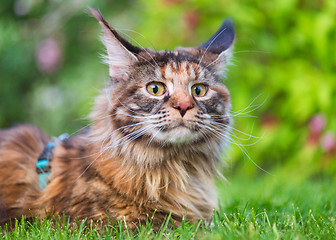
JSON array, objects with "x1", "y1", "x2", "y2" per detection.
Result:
[{"x1": 36, "y1": 133, "x2": 69, "y2": 189}]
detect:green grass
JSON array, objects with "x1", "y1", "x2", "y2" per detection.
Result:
[{"x1": 1, "y1": 176, "x2": 335, "y2": 239}]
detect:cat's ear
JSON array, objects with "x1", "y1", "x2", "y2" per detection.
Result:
[
  {"x1": 89, "y1": 8, "x2": 142, "y2": 81},
  {"x1": 198, "y1": 19, "x2": 235, "y2": 74}
]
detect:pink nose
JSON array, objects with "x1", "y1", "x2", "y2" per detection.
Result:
[{"x1": 173, "y1": 104, "x2": 193, "y2": 117}]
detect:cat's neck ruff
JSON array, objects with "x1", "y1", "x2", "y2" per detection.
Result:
[
  {"x1": 89, "y1": 133, "x2": 220, "y2": 219},
  {"x1": 89, "y1": 116, "x2": 223, "y2": 211}
]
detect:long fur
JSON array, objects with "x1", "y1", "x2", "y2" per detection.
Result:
[{"x1": 0, "y1": 9, "x2": 235, "y2": 230}]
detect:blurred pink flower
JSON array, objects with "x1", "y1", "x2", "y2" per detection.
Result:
[
  {"x1": 309, "y1": 114, "x2": 326, "y2": 135},
  {"x1": 36, "y1": 38, "x2": 62, "y2": 74},
  {"x1": 260, "y1": 113, "x2": 278, "y2": 129},
  {"x1": 183, "y1": 10, "x2": 200, "y2": 30},
  {"x1": 321, "y1": 132, "x2": 336, "y2": 154}
]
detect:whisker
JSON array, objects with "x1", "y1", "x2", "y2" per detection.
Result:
[
  {"x1": 68, "y1": 122, "x2": 94, "y2": 137},
  {"x1": 228, "y1": 137, "x2": 273, "y2": 176},
  {"x1": 213, "y1": 122, "x2": 263, "y2": 140},
  {"x1": 72, "y1": 121, "x2": 149, "y2": 160},
  {"x1": 229, "y1": 121, "x2": 256, "y2": 141},
  {"x1": 113, "y1": 97, "x2": 153, "y2": 117},
  {"x1": 201, "y1": 122, "x2": 273, "y2": 176},
  {"x1": 232, "y1": 113, "x2": 258, "y2": 118},
  {"x1": 234, "y1": 50, "x2": 271, "y2": 54},
  {"x1": 69, "y1": 111, "x2": 119, "y2": 137},
  {"x1": 197, "y1": 128, "x2": 213, "y2": 152},
  {"x1": 76, "y1": 126, "x2": 113, "y2": 180},
  {"x1": 107, "y1": 125, "x2": 154, "y2": 151},
  {"x1": 232, "y1": 92, "x2": 268, "y2": 116},
  {"x1": 118, "y1": 111, "x2": 158, "y2": 120},
  {"x1": 147, "y1": 126, "x2": 163, "y2": 147}
]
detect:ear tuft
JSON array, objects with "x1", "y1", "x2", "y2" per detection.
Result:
[
  {"x1": 199, "y1": 19, "x2": 235, "y2": 53},
  {"x1": 89, "y1": 7, "x2": 140, "y2": 81},
  {"x1": 89, "y1": 7, "x2": 106, "y2": 26},
  {"x1": 196, "y1": 19, "x2": 235, "y2": 75}
]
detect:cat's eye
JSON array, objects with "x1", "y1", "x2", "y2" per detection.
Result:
[
  {"x1": 191, "y1": 84, "x2": 207, "y2": 97},
  {"x1": 146, "y1": 82, "x2": 165, "y2": 96}
]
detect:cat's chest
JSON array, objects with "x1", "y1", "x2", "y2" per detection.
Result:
[
  {"x1": 50, "y1": 139, "x2": 218, "y2": 221},
  {"x1": 97, "y1": 178, "x2": 217, "y2": 223}
]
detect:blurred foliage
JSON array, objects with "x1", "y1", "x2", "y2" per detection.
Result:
[{"x1": 0, "y1": 0, "x2": 335, "y2": 179}]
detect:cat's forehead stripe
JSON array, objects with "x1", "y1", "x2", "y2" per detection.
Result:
[
  {"x1": 161, "y1": 61, "x2": 200, "y2": 82},
  {"x1": 188, "y1": 63, "x2": 197, "y2": 79},
  {"x1": 163, "y1": 63, "x2": 173, "y2": 80}
]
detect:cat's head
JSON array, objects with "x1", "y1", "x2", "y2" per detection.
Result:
[{"x1": 90, "y1": 8, "x2": 234, "y2": 147}]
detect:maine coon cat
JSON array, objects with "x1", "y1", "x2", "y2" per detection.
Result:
[{"x1": 0, "y1": 8, "x2": 234, "y2": 229}]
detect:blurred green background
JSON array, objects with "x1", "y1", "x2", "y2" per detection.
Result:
[{"x1": 0, "y1": 0, "x2": 335, "y2": 181}]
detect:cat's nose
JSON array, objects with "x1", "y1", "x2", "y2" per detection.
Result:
[{"x1": 173, "y1": 103, "x2": 194, "y2": 117}]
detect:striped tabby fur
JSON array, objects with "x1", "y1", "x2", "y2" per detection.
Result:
[{"x1": 0, "y1": 8, "x2": 235, "y2": 230}]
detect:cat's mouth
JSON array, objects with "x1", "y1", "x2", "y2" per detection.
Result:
[
  {"x1": 150, "y1": 121, "x2": 201, "y2": 144},
  {"x1": 171, "y1": 122, "x2": 187, "y2": 129},
  {"x1": 161, "y1": 120, "x2": 194, "y2": 131}
]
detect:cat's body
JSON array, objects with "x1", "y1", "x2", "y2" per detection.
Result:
[{"x1": 0, "y1": 9, "x2": 234, "y2": 229}]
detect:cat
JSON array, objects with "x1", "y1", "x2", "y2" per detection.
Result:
[{"x1": 0, "y1": 8, "x2": 234, "y2": 230}]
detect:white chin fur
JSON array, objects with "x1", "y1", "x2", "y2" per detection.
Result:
[{"x1": 151, "y1": 126, "x2": 198, "y2": 144}]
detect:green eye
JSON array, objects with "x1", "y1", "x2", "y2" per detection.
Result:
[
  {"x1": 192, "y1": 84, "x2": 207, "y2": 97},
  {"x1": 146, "y1": 82, "x2": 165, "y2": 96}
]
